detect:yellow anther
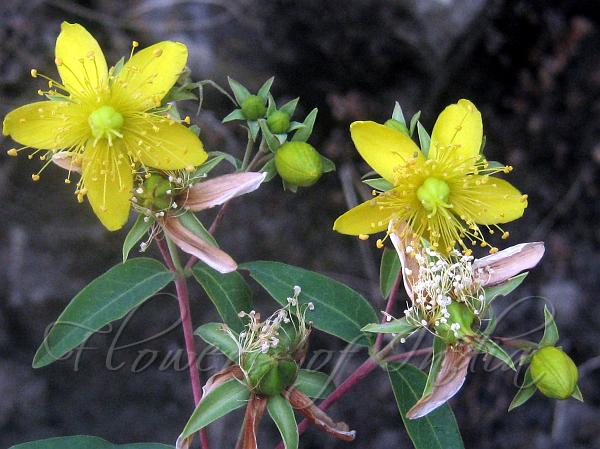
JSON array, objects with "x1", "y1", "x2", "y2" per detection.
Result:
[
  {"x1": 132, "y1": 41, "x2": 139, "y2": 48},
  {"x1": 489, "y1": 247, "x2": 499, "y2": 254},
  {"x1": 152, "y1": 49, "x2": 163, "y2": 57},
  {"x1": 376, "y1": 239, "x2": 384, "y2": 249},
  {"x1": 502, "y1": 231, "x2": 510, "y2": 240},
  {"x1": 86, "y1": 50, "x2": 95, "y2": 59},
  {"x1": 31, "y1": 69, "x2": 38, "y2": 78},
  {"x1": 185, "y1": 165, "x2": 195, "y2": 172},
  {"x1": 7, "y1": 148, "x2": 18, "y2": 156},
  {"x1": 31, "y1": 174, "x2": 40, "y2": 181},
  {"x1": 183, "y1": 116, "x2": 191, "y2": 125},
  {"x1": 55, "y1": 57, "x2": 63, "y2": 66},
  {"x1": 64, "y1": 179, "x2": 71, "y2": 184},
  {"x1": 37, "y1": 90, "x2": 44, "y2": 96},
  {"x1": 521, "y1": 194, "x2": 528, "y2": 202},
  {"x1": 358, "y1": 234, "x2": 369, "y2": 241}
]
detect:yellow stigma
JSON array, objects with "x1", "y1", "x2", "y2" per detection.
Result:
[
  {"x1": 417, "y1": 177, "x2": 450, "y2": 212},
  {"x1": 88, "y1": 105, "x2": 124, "y2": 145}
]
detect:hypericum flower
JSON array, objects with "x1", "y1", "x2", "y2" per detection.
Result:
[
  {"x1": 333, "y1": 100, "x2": 528, "y2": 254},
  {"x1": 2, "y1": 22, "x2": 207, "y2": 230}
]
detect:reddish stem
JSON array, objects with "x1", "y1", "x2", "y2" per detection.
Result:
[
  {"x1": 374, "y1": 271, "x2": 404, "y2": 350},
  {"x1": 274, "y1": 347, "x2": 431, "y2": 449},
  {"x1": 157, "y1": 238, "x2": 210, "y2": 449}
]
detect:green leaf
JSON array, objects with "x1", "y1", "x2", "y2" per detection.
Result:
[
  {"x1": 110, "y1": 57, "x2": 126, "y2": 79},
  {"x1": 122, "y1": 215, "x2": 152, "y2": 262},
  {"x1": 572, "y1": 385, "x2": 584, "y2": 402},
  {"x1": 261, "y1": 158, "x2": 278, "y2": 182},
  {"x1": 287, "y1": 121, "x2": 305, "y2": 132},
  {"x1": 380, "y1": 247, "x2": 401, "y2": 298},
  {"x1": 508, "y1": 366, "x2": 536, "y2": 411},
  {"x1": 483, "y1": 272, "x2": 528, "y2": 308},
  {"x1": 241, "y1": 261, "x2": 378, "y2": 346},
  {"x1": 363, "y1": 177, "x2": 394, "y2": 192},
  {"x1": 293, "y1": 369, "x2": 335, "y2": 399},
  {"x1": 192, "y1": 264, "x2": 252, "y2": 333},
  {"x1": 267, "y1": 94, "x2": 277, "y2": 116},
  {"x1": 248, "y1": 120, "x2": 260, "y2": 142},
  {"x1": 222, "y1": 109, "x2": 246, "y2": 123},
  {"x1": 180, "y1": 379, "x2": 249, "y2": 438},
  {"x1": 280, "y1": 97, "x2": 299, "y2": 117},
  {"x1": 178, "y1": 211, "x2": 218, "y2": 247},
  {"x1": 392, "y1": 101, "x2": 406, "y2": 125},
  {"x1": 485, "y1": 160, "x2": 505, "y2": 170},
  {"x1": 320, "y1": 155, "x2": 336, "y2": 173},
  {"x1": 472, "y1": 337, "x2": 516, "y2": 370},
  {"x1": 423, "y1": 337, "x2": 446, "y2": 397},
  {"x1": 227, "y1": 77, "x2": 251, "y2": 105},
  {"x1": 194, "y1": 322, "x2": 239, "y2": 362},
  {"x1": 417, "y1": 122, "x2": 431, "y2": 157},
  {"x1": 291, "y1": 108, "x2": 318, "y2": 142},
  {"x1": 9, "y1": 436, "x2": 173, "y2": 449},
  {"x1": 362, "y1": 317, "x2": 416, "y2": 336},
  {"x1": 268, "y1": 395, "x2": 299, "y2": 449},
  {"x1": 539, "y1": 305, "x2": 559, "y2": 347},
  {"x1": 259, "y1": 119, "x2": 282, "y2": 152},
  {"x1": 33, "y1": 259, "x2": 174, "y2": 368},
  {"x1": 207, "y1": 151, "x2": 242, "y2": 170},
  {"x1": 387, "y1": 362, "x2": 464, "y2": 449},
  {"x1": 409, "y1": 111, "x2": 421, "y2": 137},
  {"x1": 257, "y1": 76, "x2": 275, "y2": 100},
  {"x1": 193, "y1": 155, "x2": 226, "y2": 178}
]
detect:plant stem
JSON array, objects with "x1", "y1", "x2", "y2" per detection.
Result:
[
  {"x1": 374, "y1": 271, "x2": 403, "y2": 350},
  {"x1": 274, "y1": 345, "x2": 431, "y2": 449},
  {"x1": 241, "y1": 135, "x2": 255, "y2": 170},
  {"x1": 157, "y1": 237, "x2": 210, "y2": 449}
]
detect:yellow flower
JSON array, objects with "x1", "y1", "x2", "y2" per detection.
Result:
[
  {"x1": 333, "y1": 99, "x2": 527, "y2": 253},
  {"x1": 3, "y1": 22, "x2": 207, "y2": 230}
]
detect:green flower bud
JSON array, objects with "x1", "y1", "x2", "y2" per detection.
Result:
[
  {"x1": 435, "y1": 302, "x2": 476, "y2": 344},
  {"x1": 137, "y1": 174, "x2": 173, "y2": 211},
  {"x1": 384, "y1": 119, "x2": 409, "y2": 136},
  {"x1": 241, "y1": 95, "x2": 267, "y2": 120},
  {"x1": 243, "y1": 352, "x2": 299, "y2": 396},
  {"x1": 530, "y1": 346, "x2": 579, "y2": 400},
  {"x1": 274, "y1": 141, "x2": 323, "y2": 187},
  {"x1": 267, "y1": 110, "x2": 291, "y2": 134}
]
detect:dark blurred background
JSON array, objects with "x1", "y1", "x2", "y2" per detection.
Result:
[{"x1": 1, "y1": 1, "x2": 600, "y2": 448}]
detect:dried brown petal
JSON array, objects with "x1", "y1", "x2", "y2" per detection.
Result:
[
  {"x1": 52, "y1": 152, "x2": 82, "y2": 173},
  {"x1": 183, "y1": 172, "x2": 266, "y2": 211},
  {"x1": 236, "y1": 395, "x2": 267, "y2": 449},
  {"x1": 388, "y1": 220, "x2": 420, "y2": 301},
  {"x1": 473, "y1": 242, "x2": 545, "y2": 287}
]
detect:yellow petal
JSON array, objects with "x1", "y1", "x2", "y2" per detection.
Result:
[
  {"x1": 451, "y1": 176, "x2": 526, "y2": 225},
  {"x1": 350, "y1": 121, "x2": 423, "y2": 184},
  {"x1": 81, "y1": 140, "x2": 133, "y2": 230},
  {"x1": 2, "y1": 101, "x2": 88, "y2": 150},
  {"x1": 55, "y1": 22, "x2": 108, "y2": 97},
  {"x1": 112, "y1": 41, "x2": 187, "y2": 111},
  {"x1": 333, "y1": 198, "x2": 395, "y2": 235},
  {"x1": 123, "y1": 115, "x2": 207, "y2": 170},
  {"x1": 429, "y1": 99, "x2": 482, "y2": 163}
]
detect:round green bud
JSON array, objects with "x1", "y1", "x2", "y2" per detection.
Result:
[
  {"x1": 243, "y1": 352, "x2": 298, "y2": 396},
  {"x1": 384, "y1": 119, "x2": 410, "y2": 136},
  {"x1": 530, "y1": 346, "x2": 579, "y2": 400},
  {"x1": 274, "y1": 141, "x2": 323, "y2": 187},
  {"x1": 241, "y1": 95, "x2": 267, "y2": 120},
  {"x1": 88, "y1": 105, "x2": 124, "y2": 140},
  {"x1": 435, "y1": 302, "x2": 476, "y2": 344},
  {"x1": 138, "y1": 174, "x2": 173, "y2": 211},
  {"x1": 417, "y1": 177, "x2": 451, "y2": 212},
  {"x1": 267, "y1": 110, "x2": 291, "y2": 134}
]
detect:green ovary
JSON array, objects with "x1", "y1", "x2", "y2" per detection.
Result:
[
  {"x1": 417, "y1": 177, "x2": 451, "y2": 212},
  {"x1": 88, "y1": 105, "x2": 124, "y2": 143}
]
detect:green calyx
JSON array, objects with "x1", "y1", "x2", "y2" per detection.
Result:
[
  {"x1": 88, "y1": 105, "x2": 124, "y2": 144},
  {"x1": 435, "y1": 302, "x2": 476, "y2": 344},
  {"x1": 417, "y1": 177, "x2": 451, "y2": 212},
  {"x1": 267, "y1": 110, "x2": 291, "y2": 134},
  {"x1": 136, "y1": 174, "x2": 173, "y2": 211},
  {"x1": 384, "y1": 119, "x2": 410, "y2": 136},
  {"x1": 243, "y1": 352, "x2": 299, "y2": 396},
  {"x1": 241, "y1": 95, "x2": 267, "y2": 120},
  {"x1": 530, "y1": 346, "x2": 579, "y2": 400},
  {"x1": 274, "y1": 141, "x2": 323, "y2": 187}
]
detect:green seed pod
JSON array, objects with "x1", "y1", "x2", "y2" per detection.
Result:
[
  {"x1": 530, "y1": 346, "x2": 579, "y2": 400},
  {"x1": 137, "y1": 174, "x2": 172, "y2": 211},
  {"x1": 384, "y1": 119, "x2": 410, "y2": 136},
  {"x1": 267, "y1": 110, "x2": 291, "y2": 134},
  {"x1": 243, "y1": 352, "x2": 299, "y2": 396},
  {"x1": 274, "y1": 141, "x2": 323, "y2": 187},
  {"x1": 435, "y1": 302, "x2": 476, "y2": 344},
  {"x1": 241, "y1": 95, "x2": 267, "y2": 120}
]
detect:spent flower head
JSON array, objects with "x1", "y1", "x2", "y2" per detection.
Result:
[{"x1": 3, "y1": 22, "x2": 206, "y2": 230}]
